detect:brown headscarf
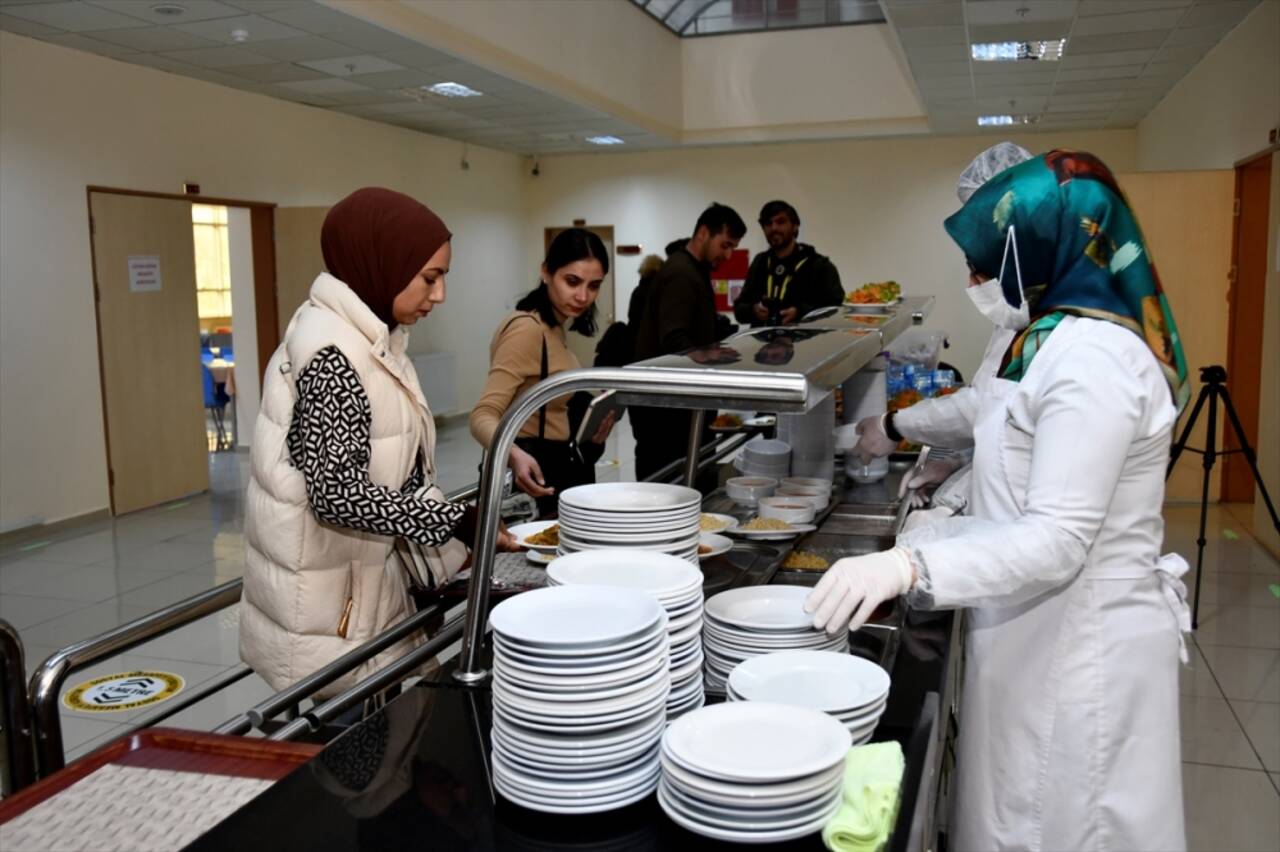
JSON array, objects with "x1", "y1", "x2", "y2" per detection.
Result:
[{"x1": 320, "y1": 188, "x2": 452, "y2": 329}]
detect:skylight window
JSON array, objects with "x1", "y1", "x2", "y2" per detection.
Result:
[
  {"x1": 424, "y1": 82, "x2": 482, "y2": 98},
  {"x1": 971, "y1": 39, "x2": 1066, "y2": 62}
]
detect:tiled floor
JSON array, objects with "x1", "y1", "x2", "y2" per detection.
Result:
[{"x1": 1, "y1": 423, "x2": 1277, "y2": 849}]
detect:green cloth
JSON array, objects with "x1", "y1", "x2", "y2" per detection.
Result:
[
  {"x1": 822, "y1": 741, "x2": 905, "y2": 852},
  {"x1": 944, "y1": 150, "x2": 1190, "y2": 412},
  {"x1": 1001, "y1": 311, "x2": 1066, "y2": 382}
]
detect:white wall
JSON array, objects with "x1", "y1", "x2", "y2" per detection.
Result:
[
  {"x1": 681, "y1": 24, "x2": 928, "y2": 142},
  {"x1": 226, "y1": 207, "x2": 259, "y2": 448},
  {"x1": 1137, "y1": 1, "x2": 1280, "y2": 171},
  {"x1": 526, "y1": 130, "x2": 1137, "y2": 379},
  {"x1": 0, "y1": 31, "x2": 527, "y2": 530}
]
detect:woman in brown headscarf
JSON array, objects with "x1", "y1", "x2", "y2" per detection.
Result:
[{"x1": 240, "y1": 187, "x2": 516, "y2": 700}]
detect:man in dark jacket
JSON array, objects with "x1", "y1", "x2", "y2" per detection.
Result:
[
  {"x1": 631, "y1": 203, "x2": 747, "y2": 482},
  {"x1": 733, "y1": 200, "x2": 844, "y2": 327}
]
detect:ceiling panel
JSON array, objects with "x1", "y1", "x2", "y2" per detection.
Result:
[
  {"x1": 0, "y1": 11, "x2": 59, "y2": 36},
  {"x1": 87, "y1": 26, "x2": 220, "y2": 52},
  {"x1": 1077, "y1": 0, "x2": 1191, "y2": 14},
  {"x1": 1067, "y1": 30, "x2": 1172, "y2": 52},
  {"x1": 2, "y1": 1, "x2": 145, "y2": 30},
  {"x1": 964, "y1": 1, "x2": 1078, "y2": 26},
  {"x1": 1056, "y1": 64, "x2": 1146, "y2": 81},
  {"x1": 222, "y1": 61, "x2": 326, "y2": 83},
  {"x1": 1179, "y1": 0, "x2": 1256, "y2": 28},
  {"x1": 43, "y1": 30, "x2": 136, "y2": 55},
  {"x1": 967, "y1": 21, "x2": 1074, "y2": 42},
  {"x1": 89, "y1": 0, "x2": 246, "y2": 25},
  {"x1": 1070, "y1": 7, "x2": 1186, "y2": 34},
  {"x1": 894, "y1": 25, "x2": 969, "y2": 47},
  {"x1": 160, "y1": 44, "x2": 270, "y2": 67},
  {"x1": 239, "y1": 33, "x2": 354, "y2": 61},
  {"x1": 173, "y1": 13, "x2": 306, "y2": 43},
  {"x1": 294, "y1": 53, "x2": 402, "y2": 76},
  {"x1": 1059, "y1": 47, "x2": 1158, "y2": 67}
]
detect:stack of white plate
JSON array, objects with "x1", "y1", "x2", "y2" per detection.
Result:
[
  {"x1": 727, "y1": 650, "x2": 890, "y2": 744},
  {"x1": 702, "y1": 586, "x2": 848, "y2": 692},
  {"x1": 547, "y1": 550, "x2": 706, "y2": 719},
  {"x1": 489, "y1": 586, "x2": 671, "y2": 814},
  {"x1": 658, "y1": 702, "x2": 851, "y2": 843},
  {"x1": 557, "y1": 482, "x2": 702, "y2": 565},
  {"x1": 735, "y1": 437, "x2": 791, "y2": 478}
]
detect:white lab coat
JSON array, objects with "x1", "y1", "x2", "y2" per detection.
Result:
[{"x1": 898, "y1": 316, "x2": 1190, "y2": 851}]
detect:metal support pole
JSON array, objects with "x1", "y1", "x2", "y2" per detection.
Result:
[
  {"x1": 0, "y1": 620, "x2": 36, "y2": 795},
  {"x1": 453, "y1": 367, "x2": 807, "y2": 685},
  {"x1": 683, "y1": 410, "x2": 708, "y2": 489}
]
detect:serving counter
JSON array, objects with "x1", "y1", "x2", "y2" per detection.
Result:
[{"x1": 180, "y1": 465, "x2": 961, "y2": 852}]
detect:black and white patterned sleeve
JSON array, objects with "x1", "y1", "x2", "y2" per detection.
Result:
[{"x1": 287, "y1": 346, "x2": 465, "y2": 546}]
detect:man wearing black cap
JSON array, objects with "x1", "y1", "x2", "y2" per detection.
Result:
[{"x1": 733, "y1": 201, "x2": 844, "y2": 327}]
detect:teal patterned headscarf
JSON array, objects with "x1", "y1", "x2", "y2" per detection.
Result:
[{"x1": 944, "y1": 150, "x2": 1190, "y2": 413}]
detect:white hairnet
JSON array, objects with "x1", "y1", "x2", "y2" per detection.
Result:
[{"x1": 956, "y1": 142, "x2": 1034, "y2": 203}]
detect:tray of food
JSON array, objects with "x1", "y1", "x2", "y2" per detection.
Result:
[{"x1": 844, "y1": 281, "x2": 902, "y2": 312}]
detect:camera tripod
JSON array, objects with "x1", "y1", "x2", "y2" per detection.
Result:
[{"x1": 1167, "y1": 365, "x2": 1279, "y2": 629}]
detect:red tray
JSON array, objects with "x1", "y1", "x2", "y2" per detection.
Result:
[{"x1": 0, "y1": 727, "x2": 320, "y2": 824}]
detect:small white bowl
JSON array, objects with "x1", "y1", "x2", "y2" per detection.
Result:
[
  {"x1": 777, "y1": 485, "x2": 830, "y2": 511},
  {"x1": 726, "y1": 476, "x2": 778, "y2": 506},
  {"x1": 757, "y1": 496, "x2": 816, "y2": 524}
]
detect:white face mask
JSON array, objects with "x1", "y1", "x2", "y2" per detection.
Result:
[{"x1": 965, "y1": 225, "x2": 1029, "y2": 331}]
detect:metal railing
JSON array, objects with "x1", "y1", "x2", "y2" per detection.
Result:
[
  {"x1": 455, "y1": 366, "x2": 811, "y2": 685},
  {"x1": 27, "y1": 579, "x2": 244, "y2": 776},
  {"x1": 1, "y1": 620, "x2": 35, "y2": 796}
]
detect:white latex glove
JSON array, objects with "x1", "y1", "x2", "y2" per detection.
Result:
[
  {"x1": 901, "y1": 505, "x2": 955, "y2": 535},
  {"x1": 804, "y1": 548, "x2": 915, "y2": 635},
  {"x1": 853, "y1": 414, "x2": 899, "y2": 464},
  {"x1": 897, "y1": 452, "x2": 966, "y2": 507}
]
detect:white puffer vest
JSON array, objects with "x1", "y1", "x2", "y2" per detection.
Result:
[{"x1": 239, "y1": 273, "x2": 440, "y2": 697}]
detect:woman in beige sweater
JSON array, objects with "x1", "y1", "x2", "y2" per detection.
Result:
[{"x1": 470, "y1": 229, "x2": 615, "y2": 515}]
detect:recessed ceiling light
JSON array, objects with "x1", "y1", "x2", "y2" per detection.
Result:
[
  {"x1": 977, "y1": 114, "x2": 1040, "y2": 126},
  {"x1": 585, "y1": 136, "x2": 625, "y2": 146},
  {"x1": 971, "y1": 38, "x2": 1066, "y2": 62},
  {"x1": 423, "y1": 82, "x2": 482, "y2": 98},
  {"x1": 230, "y1": 28, "x2": 250, "y2": 43},
  {"x1": 150, "y1": 3, "x2": 187, "y2": 16}
]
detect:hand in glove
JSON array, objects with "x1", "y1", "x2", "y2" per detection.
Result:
[
  {"x1": 897, "y1": 450, "x2": 966, "y2": 507},
  {"x1": 804, "y1": 548, "x2": 915, "y2": 635},
  {"x1": 853, "y1": 414, "x2": 899, "y2": 464}
]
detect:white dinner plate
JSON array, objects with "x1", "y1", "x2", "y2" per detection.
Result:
[
  {"x1": 495, "y1": 739, "x2": 660, "y2": 782},
  {"x1": 547, "y1": 550, "x2": 702, "y2": 598},
  {"x1": 525, "y1": 549, "x2": 556, "y2": 565},
  {"x1": 559, "y1": 482, "x2": 701, "y2": 513},
  {"x1": 662, "y1": 702, "x2": 851, "y2": 783},
  {"x1": 559, "y1": 529, "x2": 700, "y2": 550},
  {"x1": 724, "y1": 524, "x2": 816, "y2": 540},
  {"x1": 704, "y1": 586, "x2": 818, "y2": 633},
  {"x1": 701, "y1": 620, "x2": 832, "y2": 648},
  {"x1": 508, "y1": 520, "x2": 562, "y2": 553},
  {"x1": 492, "y1": 722, "x2": 661, "y2": 765},
  {"x1": 494, "y1": 774, "x2": 655, "y2": 815},
  {"x1": 493, "y1": 668, "x2": 669, "y2": 710},
  {"x1": 660, "y1": 779, "x2": 843, "y2": 831},
  {"x1": 657, "y1": 783, "x2": 841, "y2": 843},
  {"x1": 494, "y1": 695, "x2": 670, "y2": 733},
  {"x1": 494, "y1": 632, "x2": 667, "y2": 673},
  {"x1": 494, "y1": 621, "x2": 668, "y2": 661},
  {"x1": 698, "y1": 533, "x2": 733, "y2": 560},
  {"x1": 493, "y1": 753, "x2": 660, "y2": 800},
  {"x1": 659, "y1": 753, "x2": 844, "y2": 807},
  {"x1": 727, "y1": 651, "x2": 889, "y2": 712},
  {"x1": 490, "y1": 586, "x2": 666, "y2": 648},
  {"x1": 493, "y1": 708, "x2": 665, "y2": 752},
  {"x1": 494, "y1": 648, "x2": 667, "y2": 688}
]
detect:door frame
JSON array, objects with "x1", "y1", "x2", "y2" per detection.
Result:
[
  {"x1": 84, "y1": 185, "x2": 279, "y2": 514},
  {"x1": 1222, "y1": 149, "x2": 1274, "y2": 501}
]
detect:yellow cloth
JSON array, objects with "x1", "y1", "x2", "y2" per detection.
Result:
[{"x1": 822, "y1": 741, "x2": 905, "y2": 852}]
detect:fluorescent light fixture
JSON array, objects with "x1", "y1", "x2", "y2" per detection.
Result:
[
  {"x1": 977, "y1": 114, "x2": 1040, "y2": 127},
  {"x1": 585, "y1": 135, "x2": 625, "y2": 145},
  {"x1": 971, "y1": 38, "x2": 1066, "y2": 62},
  {"x1": 424, "y1": 82, "x2": 482, "y2": 98}
]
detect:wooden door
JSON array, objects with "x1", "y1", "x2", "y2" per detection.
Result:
[
  {"x1": 543, "y1": 226, "x2": 616, "y2": 370},
  {"x1": 274, "y1": 206, "x2": 330, "y2": 338},
  {"x1": 89, "y1": 192, "x2": 208, "y2": 514},
  {"x1": 1119, "y1": 171, "x2": 1235, "y2": 502},
  {"x1": 1223, "y1": 155, "x2": 1272, "y2": 502}
]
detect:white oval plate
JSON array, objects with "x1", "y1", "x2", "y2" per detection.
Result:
[
  {"x1": 724, "y1": 524, "x2": 816, "y2": 540},
  {"x1": 662, "y1": 702, "x2": 851, "y2": 783},
  {"x1": 494, "y1": 739, "x2": 660, "y2": 782},
  {"x1": 490, "y1": 586, "x2": 666, "y2": 648},
  {"x1": 525, "y1": 549, "x2": 556, "y2": 566},
  {"x1": 729, "y1": 650, "x2": 890, "y2": 713},
  {"x1": 699, "y1": 513, "x2": 739, "y2": 534},
  {"x1": 494, "y1": 621, "x2": 668, "y2": 662},
  {"x1": 494, "y1": 630, "x2": 667, "y2": 671},
  {"x1": 493, "y1": 751, "x2": 660, "y2": 799},
  {"x1": 508, "y1": 520, "x2": 561, "y2": 553},
  {"x1": 704, "y1": 586, "x2": 816, "y2": 633},
  {"x1": 698, "y1": 533, "x2": 733, "y2": 560},
  {"x1": 559, "y1": 482, "x2": 701, "y2": 513}
]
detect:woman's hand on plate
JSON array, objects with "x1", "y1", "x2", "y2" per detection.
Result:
[
  {"x1": 510, "y1": 445, "x2": 554, "y2": 497},
  {"x1": 495, "y1": 520, "x2": 521, "y2": 553}
]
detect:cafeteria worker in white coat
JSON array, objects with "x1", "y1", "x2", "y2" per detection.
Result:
[{"x1": 807, "y1": 149, "x2": 1194, "y2": 851}]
